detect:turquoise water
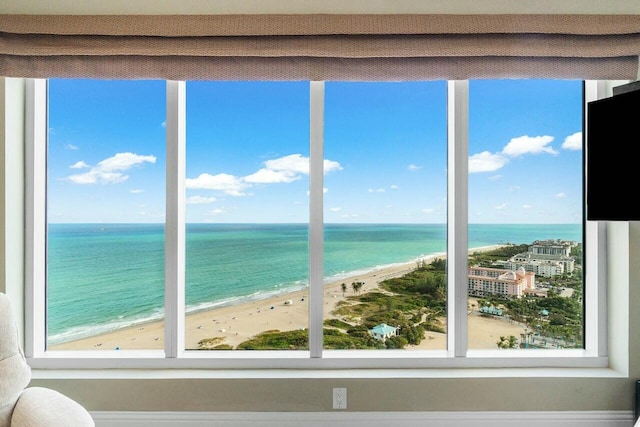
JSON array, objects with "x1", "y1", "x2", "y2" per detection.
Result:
[{"x1": 46, "y1": 223, "x2": 581, "y2": 344}]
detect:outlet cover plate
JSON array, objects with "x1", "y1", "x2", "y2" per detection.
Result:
[{"x1": 333, "y1": 387, "x2": 347, "y2": 409}]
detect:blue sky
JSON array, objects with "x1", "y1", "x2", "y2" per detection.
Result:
[{"x1": 47, "y1": 79, "x2": 583, "y2": 224}]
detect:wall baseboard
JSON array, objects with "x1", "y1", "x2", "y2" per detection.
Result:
[{"x1": 91, "y1": 410, "x2": 635, "y2": 427}]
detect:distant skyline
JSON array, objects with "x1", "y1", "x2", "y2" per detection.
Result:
[{"x1": 47, "y1": 79, "x2": 583, "y2": 224}]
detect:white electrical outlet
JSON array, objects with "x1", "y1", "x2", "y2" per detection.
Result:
[{"x1": 333, "y1": 387, "x2": 347, "y2": 409}]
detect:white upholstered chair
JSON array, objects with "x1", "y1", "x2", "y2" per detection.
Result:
[{"x1": 0, "y1": 292, "x2": 94, "y2": 427}]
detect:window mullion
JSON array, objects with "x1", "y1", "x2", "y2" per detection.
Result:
[
  {"x1": 25, "y1": 78, "x2": 47, "y2": 357},
  {"x1": 309, "y1": 81, "x2": 324, "y2": 358},
  {"x1": 584, "y1": 79, "x2": 615, "y2": 357},
  {"x1": 583, "y1": 80, "x2": 601, "y2": 356},
  {"x1": 165, "y1": 80, "x2": 186, "y2": 358},
  {"x1": 447, "y1": 80, "x2": 469, "y2": 358}
]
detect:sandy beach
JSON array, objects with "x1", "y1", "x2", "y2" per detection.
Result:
[{"x1": 50, "y1": 245, "x2": 527, "y2": 352}]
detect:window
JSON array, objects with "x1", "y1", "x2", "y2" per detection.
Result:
[
  {"x1": 467, "y1": 80, "x2": 585, "y2": 351},
  {"x1": 25, "y1": 78, "x2": 607, "y2": 369},
  {"x1": 45, "y1": 79, "x2": 166, "y2": 351},
  {"x1": 184, "y1": 81, "x2": 311, "y2": 351},
  {"x1": 323, "y1": 81, "x2": 447, "y2": 351}
]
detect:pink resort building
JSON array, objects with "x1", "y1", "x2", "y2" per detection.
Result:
[{"x1": 468, "y1": 266, "x2": 546, "y2": 299}]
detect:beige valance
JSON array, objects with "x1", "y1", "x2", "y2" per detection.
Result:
[{"x1": 1, "y1": 14, "x2": 639, "y2": 80}]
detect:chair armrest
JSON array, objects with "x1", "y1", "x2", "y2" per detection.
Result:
[
  {"x1": 0, "y1": 353, "x2": 31, "y2": 427},
  {"x1": 11, "y1": 387, "x2": 94, "y2": 427}
]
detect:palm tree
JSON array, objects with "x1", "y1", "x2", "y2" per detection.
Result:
[
  {"x1": 351, "y1": 281, "x2": 364, "y2": 295},
  {"x1": 497, "y1": 335, "x2": 519, "y2": 349},
  {"x1": 341, "y1": 283, "x2": 347, "y2": 296}
]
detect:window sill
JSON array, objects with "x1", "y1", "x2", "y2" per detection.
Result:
[
  {"x1": 27, "y1": 349, "x2": 614, "y2": 379},
  {"x1": 29, "y1": 364, "x2": 621, "y2": 380}
]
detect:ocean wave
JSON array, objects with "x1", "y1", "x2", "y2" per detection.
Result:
[
  {"x1": 322, "y1": 252, "x2": 446, "y2": 285},
  {"x1": 46, "y1": 242, "x2": 542, "y2": 345},
  {"x1": 49, "y1": 253, "x2": 449, "y2": 345},
  {"x1": 186, "y1": 281, "x2": 310, "y2": 315},
  {"x1": 48, "y1": 307, "x2": 166, "y2": 345}
]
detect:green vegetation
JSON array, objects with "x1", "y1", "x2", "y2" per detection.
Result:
[
  {"x1": 469, "y1": 244, "x2": 528, "y2": 267},
  {"x1": 333, "y1": 260, "x2": 447, "y2": 344},
  {"x1": 351, "y1": 281, "x2": 364, "y2": 295},
  {"x1": 198, "y1": 337, "x2": 233, "y2": 350},
  {"x1": 227, "y1": 260, "x2": 448, "y2": 350},
  {"x1": 470, "y1": 243, "x2": 584, "y2": 349},
  {"x1": 496, "y1": 335, "x2": 519, "y2": 349},
  {"x1": 237, "y1": 329, "x2": 309, "y2": 350},
  {"x1": 202, "y1": 242, "x2": 584, "y2": 350},
  {"x1": 324, "y1": 318, "x2": 352, "y2": 329}
]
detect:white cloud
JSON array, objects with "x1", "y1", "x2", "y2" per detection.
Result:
[
  {"x1": 130, "y1": 189, "x2": 144, "y2": 194},
  {"x1": 70, "y1": 160, "x2": 89, "y2": 169},
  {"x1": 264, "y1": 154, "x2": 310, "y2": 174},
  {"x1": 73, "y1": 171, "x2": 125, "y2": 184},
  {"x1": 501, "y1": 135, "x2": 558, "y2": 157},
  {"x1": 187, "y1": 195, "x2": 217, "y2": 204},
  {"x1": 495, "y1": 203, "x2": 508, "y2": 210},
  {"x1": 488, "y1": 174, "x2": 503, "y2": 181},
  {"x1": 555, "y1": 192, "x2": 567, "y2": 198},
  {"x1": 508, "y1": 185, "x2": 521, "y2": 192},
  {"x1": 207, "y1": 208, "x2": 225, "y2": 216},
  {"x1": 66, "y1": 152, "x2": 156, "y2": 184},
  {"x1": 244, "y1": 168, "x2": 299, "y2": 184},
  {"x1": 186, "y1": 173, "x2": 249, "y2": 196},
  {"x1": 469, "y1": 151, "x2": 509, "y2": 173},
  {"x1": 408, "y1": 164, "x2": 422, "y2": 171},
  {"x1": 469, "y1": 134, "x2": 559, "y2": 174},
  {"x1": 323, "y1": 159, "x2": 342, "y2": 174},
  {"x1": 246, "y1": 154, "x2": 342, "y2": 184},
  {"x1": 65, "y1": 144, "x2": 79, "y2": 150},
  {"x1": 562, "y1": 131, "x2": 582, "y2": 150},
  {"x1": 265, "y1": 153, "x2": 342, "y2": 175},
  {"x1": 422, "y1": 208, "x2": 435, "y2": 214},
  {"x1": 97, "y1": 152, "x2": 156, "y2": 171},
  {"x1": 522, "y1": 204, "x2": 532, "y2": 209},
  {"x1": 187, "y1": 154, "x2": 341, "y2": 198},
  {"x1": 330, "y1": 207, "x2": 342, "y2": 212},
  {"x1": 367, "y1": 185, "x2": 397, "y2": 192}
]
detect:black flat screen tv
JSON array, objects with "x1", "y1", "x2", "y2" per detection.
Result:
[{"x1": 586, "y1": 81, "x2": 640, "y2": 221}]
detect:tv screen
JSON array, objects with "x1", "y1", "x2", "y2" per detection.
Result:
[{"x1": 586, "y1": 83, "x2": 640, "y2": 221}]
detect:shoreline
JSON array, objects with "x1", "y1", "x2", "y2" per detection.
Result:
[{"x1": 50, "y1": 244, "x2": 527, "y2": 351}]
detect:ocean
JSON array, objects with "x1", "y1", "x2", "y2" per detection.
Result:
[{"x1": 46, "y1": 223, "x2": 582, "y2": 345}]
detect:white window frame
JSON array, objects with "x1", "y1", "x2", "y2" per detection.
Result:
[{"x1": 23, "y1": 78, "x2": 612, "y2": 372}]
